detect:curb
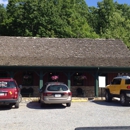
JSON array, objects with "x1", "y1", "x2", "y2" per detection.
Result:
[
  {"x1": 21, "y1": 97, "x2": 105, "y2": 103},
  {"x1": 72, "y1": 97, "x2": 88, "y2": 102}
]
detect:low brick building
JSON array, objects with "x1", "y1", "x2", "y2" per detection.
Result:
[{"x1": 0, "y1": 36, "x2": 130, "y2": 97}]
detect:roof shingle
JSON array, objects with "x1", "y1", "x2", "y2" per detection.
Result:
[{"x1": 0, "y1": 36, "x2": 130, "y2": 67}]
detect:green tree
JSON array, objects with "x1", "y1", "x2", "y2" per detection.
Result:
[
  {"x1": 5, "y1": 0, "x2": 98, "y2": 38},
  {"x1": 97, "y1": 0, "x2": 115, "y2": 34},
  {"x1": 101, "y1": 2, "x2": 130, "y2": 48},
  {"x1": 0, "y1": 4, "x2": 7, "y2": 35}
]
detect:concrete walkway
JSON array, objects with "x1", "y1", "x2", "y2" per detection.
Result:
[{"x1": 21, "y1": 97, "x2": 105, "y2": 103}]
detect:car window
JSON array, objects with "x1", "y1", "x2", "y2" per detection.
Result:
[
  {"x1": 47, "y1": 85, "x2": 68, "y2": 91},
  {"x1": 0, "y1": 81, "x2": 16, "y2": 88},
  {"x1": 111, "y1": 79, "x2": 121, "y2": 85},
  {"x1": 125, "y1": 79, "x2": 130, "y2": 84}
]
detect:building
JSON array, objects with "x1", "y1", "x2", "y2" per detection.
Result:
[{"x1": 0, "y1": 36, "x2": 130, "y2": 97}]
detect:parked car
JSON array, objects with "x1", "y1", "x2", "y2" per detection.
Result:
[
  {"x1": 39, "y1": 82, "x2": 72, "y2": 107},
  {"x1": 0, "y1": 78, "x2": 22, "y2": 108},
  {"x1": 105, "y1": 76, "x2": 130, "y2": 106}
]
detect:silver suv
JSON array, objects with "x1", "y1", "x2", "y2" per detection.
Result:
[{"x1": 39, "y1": 82, "x2": 72, "y2": 107}]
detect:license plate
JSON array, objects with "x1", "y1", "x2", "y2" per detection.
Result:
[
  {"x1": 0, "y1": 93, "x2": 4, "y2": 96},
  {"x1": 55, "y1": 94, "x2": 61, "y2": 97}
]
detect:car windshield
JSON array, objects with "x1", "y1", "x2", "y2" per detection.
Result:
[
  {"x1": 47, "y1": 85, "x2": 68, "y2": 91},
  {"x1": 0, "y1": 81, "x2": 16, "y2": 88}
]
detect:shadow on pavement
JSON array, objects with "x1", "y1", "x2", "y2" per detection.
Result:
[
  {"x1": 0, "y1": 105, "x2": 12, "y2": 111},
  {"x1": 89, "y1": 99, "x2": 130, "y2": 107},
  {"x1": 75, "y1": 126, "x2": 130, "y2": 130},
  {"x1": 26, "y1": 101, "x2": 66, "y2": 110}
]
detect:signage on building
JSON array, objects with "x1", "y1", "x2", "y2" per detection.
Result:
[{"x1": 98, "y1": 76, "x2": 106, "y2": 88}]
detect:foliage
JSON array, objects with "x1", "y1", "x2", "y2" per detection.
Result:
[{"x1": 0, "y1": 0, "x2": 129, "y2": 48}]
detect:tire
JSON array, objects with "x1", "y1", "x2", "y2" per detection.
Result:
[
  {"x1": 19, "y1": 94, "x2": 22, "y2": 103},
  {"x1": 120, "y1": 93, "x2": 129, "y2": 106},
  {"x1": 8, "y1": 104, "x2": 13, "y2": 109},
  {"x1": 15, "y1": 102, "x2": 19, "y2": 108},
  {"x1": 38, "y1": 96, "x2": 41, "y2": 103},
  {"x1": 66, "y1": 103, "x2": 71, "y2": 107},
  {"x1": 105, "y1": 91, "x2": 112, "y2": 102}
]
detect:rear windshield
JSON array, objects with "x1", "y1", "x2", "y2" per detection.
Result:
[
  {"x1": 47, "y1": 85, "x2": 68, "y2": 91},
  {"x1": 0, "y1": 81, "x2": 17, "y2": 88}
]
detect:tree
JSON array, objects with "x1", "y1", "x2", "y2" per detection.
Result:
[
  {"x1": 0, "y1": 4, "x2": 7, "y2": 35},
  {"x1": 4, "y1": 0, "x2": 98, "y2": 38},
  {"x1": 97, "y1": 0, "x2": 115, "y2": 34}
]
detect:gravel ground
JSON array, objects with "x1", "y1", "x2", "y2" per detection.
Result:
[{"x1": 0, "y1": 100, "x2": 130, "y2": 130}]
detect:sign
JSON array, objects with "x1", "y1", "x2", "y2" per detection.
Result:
[{"x1": 98, "y1": 76, "x2": 106, "y2": 88}]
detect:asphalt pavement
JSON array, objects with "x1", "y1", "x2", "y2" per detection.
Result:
[{"x1": 0, "y1": 99, "x2": 130, "y2": 130}]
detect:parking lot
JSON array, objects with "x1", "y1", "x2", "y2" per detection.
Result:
[{"x1": 0, "y1": 99, "x2": 130, "y2": 130}]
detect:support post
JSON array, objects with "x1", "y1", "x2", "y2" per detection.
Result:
[
  {"x1": 39, "y1": 71, "x2": 43, "y2": 89},
  {"x1": 94, "y1": 69, "x2": 99, "y2": 97},
  {"x1": 67, "y1": 73, "x2": 71, "y2": 89}
]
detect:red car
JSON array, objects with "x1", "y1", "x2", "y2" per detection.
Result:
[{"x1": 0, "y1": 78, "x2": 22, "y2": 108}]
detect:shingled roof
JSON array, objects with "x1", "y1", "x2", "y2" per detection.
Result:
[{"x1": 0, "y1": 36, "x2": 130, "y2": 67}]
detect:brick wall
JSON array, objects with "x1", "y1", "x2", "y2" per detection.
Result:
[
  {"x1": 21, "y1": 85, "x2": 106, "y2": 97},
  {"x1": 71, "y1": 86, "x2": 95, "y2": 97},
  {"x1": 71, "y1": 86, "x2": 105, "y2": 97}
]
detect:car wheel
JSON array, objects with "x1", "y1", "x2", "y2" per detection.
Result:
[
  {"x1": 8, "y1": 104, "x2": 13, "y2": 109},
  {"x1": 19, "y1": 94, "x2": 22, "y2": 103},
  {"x1": 120, "y1": 93, "x2": 129, "y2": 106},
  {"x1": 105, "y1": 91, "x2": 112, "y2": 102},
  {"x1": 38, "y1": 97, "x2": 41, "y2": 103},
  {"x1": 15, "y1": 102, "x2": 19, "y2": 108},
  {"x1": 66, "y1": 103, "x2": 71, "y2": 107}
]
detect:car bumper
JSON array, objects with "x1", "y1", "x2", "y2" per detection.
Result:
[
  {"x1": 42, "y1": 97, "x2": 72, "y2": 104},
  {"x1": 0, "y1": 99, "x2": 18, "y2": 105}
]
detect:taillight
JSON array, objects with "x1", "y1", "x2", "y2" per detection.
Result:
[
  {"x1": 14, "y1": 90, "x2": 18, "y2": 99},
  {"x1": 127, "y1": 86, "x2": 130, "y2": 89},
  {"x1": 64, "y1": 92, "x2": 72, "y2": 96},
  {"x1": 43, "y1": 92, "x2": 52, "y2": 96},
  {"x1": 68, "y1": 92, "x2": 72, "y2": 96}
]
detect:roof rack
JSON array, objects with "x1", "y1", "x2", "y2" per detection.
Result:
[{"x1": 117, "y1": 73, "x2": 130, "y2": 76}]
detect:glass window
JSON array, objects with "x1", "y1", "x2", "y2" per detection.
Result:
[
  {"x1": 0, "y1": 81, "x2": 16, "y2": 88},
  {"x1": 73, "y1": 73, "x2": 84, "y2": 86},
  {"x1": 22, "y1": 71, "x2": 33, "y2": 86},
  {"x1": 125, "y1": 79, "x2": 130, "y2": 84},
  {"x1": 47, "y1": 85, "x2": 68, "y2": 91},
  {"x1": 48, "y1": 73, "x2": 59, "y2": 82},
  {"x1": 111, "y1": 79, "x2": 121, "y2": 85},
  {"x1": 0, "y1": 71, "x2": 7, "y2": 78}
]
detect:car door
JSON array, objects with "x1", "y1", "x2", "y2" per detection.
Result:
[
  {"x1": 113, "y1": 78, "x2": 121, "y2": 95},
  {"x1": 109, "y1": 78, "x2": 121, "y2": 94}
]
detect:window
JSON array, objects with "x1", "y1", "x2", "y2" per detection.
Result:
[
  {"x1": 22, "y1": 71, "x2": 33, "y2": 86},
  {"x1": 125, "y1": 79, "x2": 130, "y2": 84},
  {"x1": 48, "y1": 72, "x2": 59, "y2": 82},
  {"x1": 111, "y1": 79, "x2": 121, "y2": 85},
  {"x1": 47, "y1": 85, "x2": 68, "y2": 91},
  {"x1": 0, "y1": 81, "x2": 16, "y2": 88},
  {"x1": 0, "y1": 71, "x2": 7, "y2": 78},
  {"x1": 73, "y1": 73, "x2": 85, "y2": 86}
]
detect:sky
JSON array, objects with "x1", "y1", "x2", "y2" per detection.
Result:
[
  {"x1": 0, "y1": 0, "x2": 130, "y2": 7},
  {"x1": 85, "y1": 0, "x2": 130, "y2": 7}
]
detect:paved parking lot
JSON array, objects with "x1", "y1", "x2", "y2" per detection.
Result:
[{"x1": 0, "y1": 100, "x2": 130, "y2": 130}]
